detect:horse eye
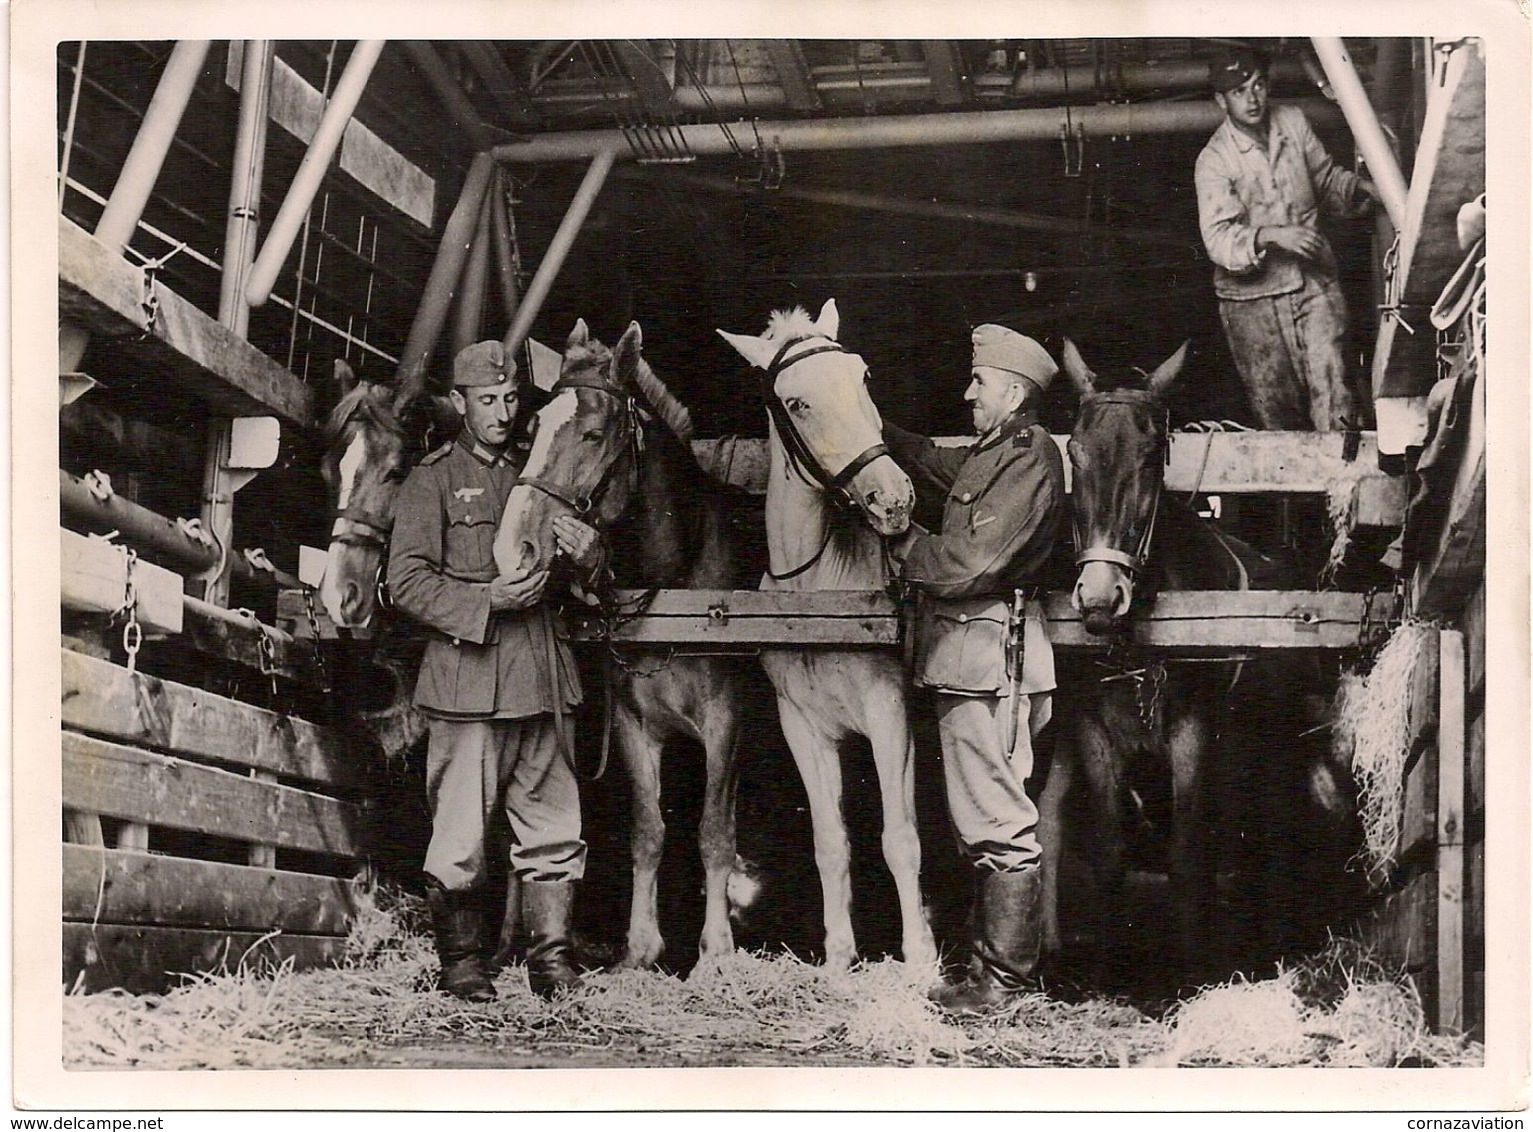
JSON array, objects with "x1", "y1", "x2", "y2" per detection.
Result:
[
  {"x1": 785, "y1": 397, "x2": 808, "y2": 414},
  {"x1": 583, "y1": 429, "x2": 604, "y2": 443}
]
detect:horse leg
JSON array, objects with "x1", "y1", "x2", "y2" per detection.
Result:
[
  {"x1": 695, "y1": 703, "x2": 741, "y2": 966},
  {"x1": 1167, "y1": 708, "x2": 1213, "y2": 984},
  {"x1": 1076, "y1": 711, "x2": 1128, "y2": 982},
  {"x1": 776, "y1": 694, "x2": 856, "y2": 971},
  {"x1": 616, "y1": 704, "x2": 666, "y2": 970},
  {"x1": 1037, "y1": 725, "x2": 1076, "y2": 957},
  {"x1": 865, "y1": 708, "x2": 937, "y2": 971}
]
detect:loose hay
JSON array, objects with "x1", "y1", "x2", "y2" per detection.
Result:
[
  {"x1": 62, "y1": 888, "x2": 1481, "y2": 1070},
  {"x1": 1331, "y1": 622, "x2": 1434, "y2": 885}
]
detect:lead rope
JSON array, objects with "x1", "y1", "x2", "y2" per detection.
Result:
[{"x1": 540, "y1": 603, "x2": 573, "y2": 767}]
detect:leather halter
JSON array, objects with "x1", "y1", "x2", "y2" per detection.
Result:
[
  {"x1": 1071, "y1": 388, "x2": 1168, "y2": 575},
  {"x1": 512, "y1": 367, "x2": 642, "y2": 528},
  {"x1": 762, "y1": 335, "x2": 891, "y2": 512}
]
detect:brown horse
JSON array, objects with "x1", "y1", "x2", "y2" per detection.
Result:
[
  {"x1": 717, "y1": 299, "x2": 937, "y2": 973},
  {"x1": 495, "y1": 320, "x2": 744, "y2": 970},
  {"x1": 1037, "y1": 339, "x2": 1259, "y2": 985}
]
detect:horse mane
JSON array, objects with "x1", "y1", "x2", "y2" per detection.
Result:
[
  {"x1": 762, "y1": 306, "x2": 827, "y2": 343},
  {"x1": 631, "y1": 355, "x2": 694, "y2": 443}
]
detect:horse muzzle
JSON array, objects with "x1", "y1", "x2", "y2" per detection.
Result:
[{"x1": 1072, "y1": 560, "x2": 1135, "y2": 632}]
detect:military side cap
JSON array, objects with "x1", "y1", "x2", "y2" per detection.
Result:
[
  {"x1": 971, "y1": 323, "x2": 1058, "y2": 392},
  {"x1": 453, "y1": 340, "x2": 514, "y2": 387},
  {"x1": 1209, "y1": 46, "x2": 1267, "y2": 92}
]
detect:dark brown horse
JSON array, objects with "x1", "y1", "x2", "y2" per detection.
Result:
[
  {"x1": 495, "y1": 320, "x2": 744, "y2": 970},
  {"x1": 1037, "y1": 339, "x2": 1274, "y2": 985}
]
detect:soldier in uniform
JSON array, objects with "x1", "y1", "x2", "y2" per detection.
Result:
[
  {"x1": 388, "y1": 340, "x2": 606, "y2": 1002},
  {"x1": 884, "y1": 324, "x2": 1066, "y2": 1012}
]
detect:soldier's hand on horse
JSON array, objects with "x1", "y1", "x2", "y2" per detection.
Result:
[
  {"x1": 552, "y1": 515, "x2": 602, "y2": 573},
  {"x1": 489, "y1": 569, "x2": 549, "y2": 611},
  {"x1": 1258, "y1": 224, "x2": 1325, "y2": 262}
]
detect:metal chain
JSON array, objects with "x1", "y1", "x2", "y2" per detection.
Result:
[
  {"x1": 116, "y1": 546, "x2": 142, "y2": 673},
  {"x1": 301, "y1": 587, "x2": 333, "y2": 693}
]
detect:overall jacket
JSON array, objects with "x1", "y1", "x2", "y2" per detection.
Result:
[
  {"x1": 388, "y1": 436, "x2": 582, "y2": 720},
  {"x1": 1195, "y1": 103, "x2": 1371, "y2": 301},
  {"x1": 885, "y1": 410, "x2": 1065, "y2": 695}
]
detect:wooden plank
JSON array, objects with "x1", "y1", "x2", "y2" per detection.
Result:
[
  {"x1": 63, "y1": 844, "x2": 357, "y2": 934},
  {"x1": 691, "y1": 432, "x2": 1406, "y2": 525},
  {"x1": 1375, "y1": 42, "x2": 1485, "y2": 398},
  {"x1": 60, "y1": 648, "x2": 361, "y2": 788},
  {"x1": 63, "y1": 922, "x2": 344, "y2": 995},
  {"x1": 57, "y1": 217, "x2": 314, "y2": 426},
  {"x1": 181, "y1": 595, "x2": 326, "y2": 686},
  {"x1": 62, "y1": 732, "x2": 362, "y2": 858},
  {"x1": 1436, "y1": 628, "x2": 1466, "y2": 1032},
  {"x1": 569, "y1": 589, "x2": 1398, "y2": 652},
  {"x1": 1362, "y1": 869, "x2": 1437, "y2": 983},
  {"x1": 60, "y1": 528, "x2": 184, "y2": 636},
  {"x1": 1400, "y1": 631, "x2": 1441, "y2": 857}
]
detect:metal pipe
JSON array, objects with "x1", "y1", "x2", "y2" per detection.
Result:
[
  {"x1": 218, "y1": 40, "x2": 273, "y2": 336},
  {"x1": 495, "y1": 98, "x2": 1342, "y2": 163},
  {"x1": 93, "y1": 40, "x2": 212, "y2": 255},
  {"x1": 501, "y1": 149, "x2": 615, "y2": 356},
  {"x1": 659, "y1": 171, "x2": 1194, "y2": 250},
  {"x1": 451, "y1": 188, "x2": 495, "y2": 358},
  {"x1": 488, "y1": 167, "x2": 521, "y2": 325},
  {"x1": 59, "y1": 41, "x2": 88, "y2": 210},
  {"x1": 1310, "y1": 38, "x2": 1408, "y2": 230},
  {"x1": 395, "y1": 151, "x2": 496, "y2": 386},
  {"x1": 401, "y1": 41, "x2": 494, "y2": 150},
  {"x1": 245, "y1": 40, "x2": 385, "y2": 307}
]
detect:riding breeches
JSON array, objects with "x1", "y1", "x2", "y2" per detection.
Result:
[
  {"x1": 935, "y1": 689, "x2": 1053, "y2": 873},
  {"x1": 1219, "y1": 274, "x2": 1356, "y2": 431},
  {"x1": 423, "y1": 716, "x2": 586, "y2": 891}
]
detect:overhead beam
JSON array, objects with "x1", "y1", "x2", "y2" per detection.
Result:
[
  {"x1": 763, "y1": 40, "x2": 822, "y2": 111},
  {"x1": 920, "y1": 41, "x2": 967, "y2": 106},
  {"x1": 656, "y1": 170, "x2": 1194, "y2": 250},
  {"x1": 459, "y1": 41, "x2": 530, "y2": 121},
  {"x1": 58, "y1": 217, "x2": 313, "y2": 424},
  {"x1": 400, "y1": 41, "x2": 496, "y2": 150},
  {"x1": 612, "y1": 40, "x2": 679, "y2": 116},
  {"x1": 494, "y1": 97, "x2": 1342, "y2": 162}
]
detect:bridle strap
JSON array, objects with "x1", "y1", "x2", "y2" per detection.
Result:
[
  {"x1": 331, "y1": 507, "x2": 394, "y2": 549},
  {"x1": 513, "y1": 377, "x2": 641, "y2": 528},
  {"x1": 761, "y1": 335, "x2": 890, "y2": 509}
]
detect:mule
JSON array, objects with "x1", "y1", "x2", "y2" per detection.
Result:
[
  {"x1": 495, "y1": 319, "x2": 744, "y2": 970},
  {"x1": 717, "y1": 299, "x2": 937, "y2": 973},
  {"x1": 1036, "y1": 339, "x2": 1253, "y2": 985}
]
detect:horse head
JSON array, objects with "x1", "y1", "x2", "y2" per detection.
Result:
[
  {"x1": 1062, "y1": 338, "x2": 1190, "y2": 634},
  {"x1": 716, "y1": 298, "x2": 913, "y2": 537},
  {"x1": 318, "y1": 359, "x2": 413, "y2": 628},
  {"x1": 494, "y1": 319, "x2": 645, "y2": 582}
]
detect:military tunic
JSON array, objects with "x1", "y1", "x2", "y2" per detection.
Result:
[
  {"x1": 388, "y1": 435, "x2": 587, "y2": 888},
  {"x1": 886, "y1": 409, "x2": 1066, "y2": 872}
]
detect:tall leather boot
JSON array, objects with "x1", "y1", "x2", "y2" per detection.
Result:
[
  {"x1": 523, "y1": 880, "x2": 583, "y2": 999},
  {"x1": 930, "y1": 868, "x2": 1043, "y2": 1015},
  {"x1": 425, "y1": 878, "x2": 496, "y2": 1003}
]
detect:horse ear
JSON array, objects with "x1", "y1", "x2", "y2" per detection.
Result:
[
  {"x1": 333, "y1": 358, "x2": 359, "y2": 398},
  {"x1": 567, "y1": 318, "x2": 591, "y2": 350},
  {"x1": 716, "y1": 327, "x2": 776, "y2": 371},
  {"x1": 1147, "y1": 340, "x2": 1191, "y2": 400},
  {"x1": 612, "y1": 321, "x2": 643, "y2": 389},
  {"x1": 813, "y1": 298, "x2": 840, "y2": 341},
  {"x1": 1061, "y1": 338, "x2": 1097, "y2": 397},
  {"x1": 391, "y1": 355, "x2": 428, "y2": 418}
]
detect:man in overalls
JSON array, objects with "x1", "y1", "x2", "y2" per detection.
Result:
[
  {"x1": 885, "y1": 324, "x2": 1066, "y2": 1012},
  {"x1": 1195, "y1": 45, "x2": 1380, "y2": 430},
  {"x1": 388, "y1": 340, "x2": 605, "y2": 1001}
]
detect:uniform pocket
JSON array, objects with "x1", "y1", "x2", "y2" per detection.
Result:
[
  {"x1": 444, "y1": 501, "x2": 498, "y2": 570},
  {"x1": 914, "y1": 597, "x2": 1008, "y2": 693}
]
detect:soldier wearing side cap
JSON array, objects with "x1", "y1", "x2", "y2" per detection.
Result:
[
  {"x1": 883, "y1": 323, "x2": 1066, "y2": 1012},
  {"x1": 388, "y1": 340, "x2": 606, "y2": 1002},
  {"x1": 1195, "y1": 45, "x2": 1381, "y2": 430}
]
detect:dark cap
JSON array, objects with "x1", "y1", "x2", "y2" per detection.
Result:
[
  {"x1": 1209, "y1": 46, "x2": 1268, "y2": 93},
  {"x1": 453, "y1": 340, "x2": 514, "y2": 387}
]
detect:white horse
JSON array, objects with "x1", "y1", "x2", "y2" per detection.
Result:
[{"x1": 718, "y1": 299, "x2": 937, "y2": 973}]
